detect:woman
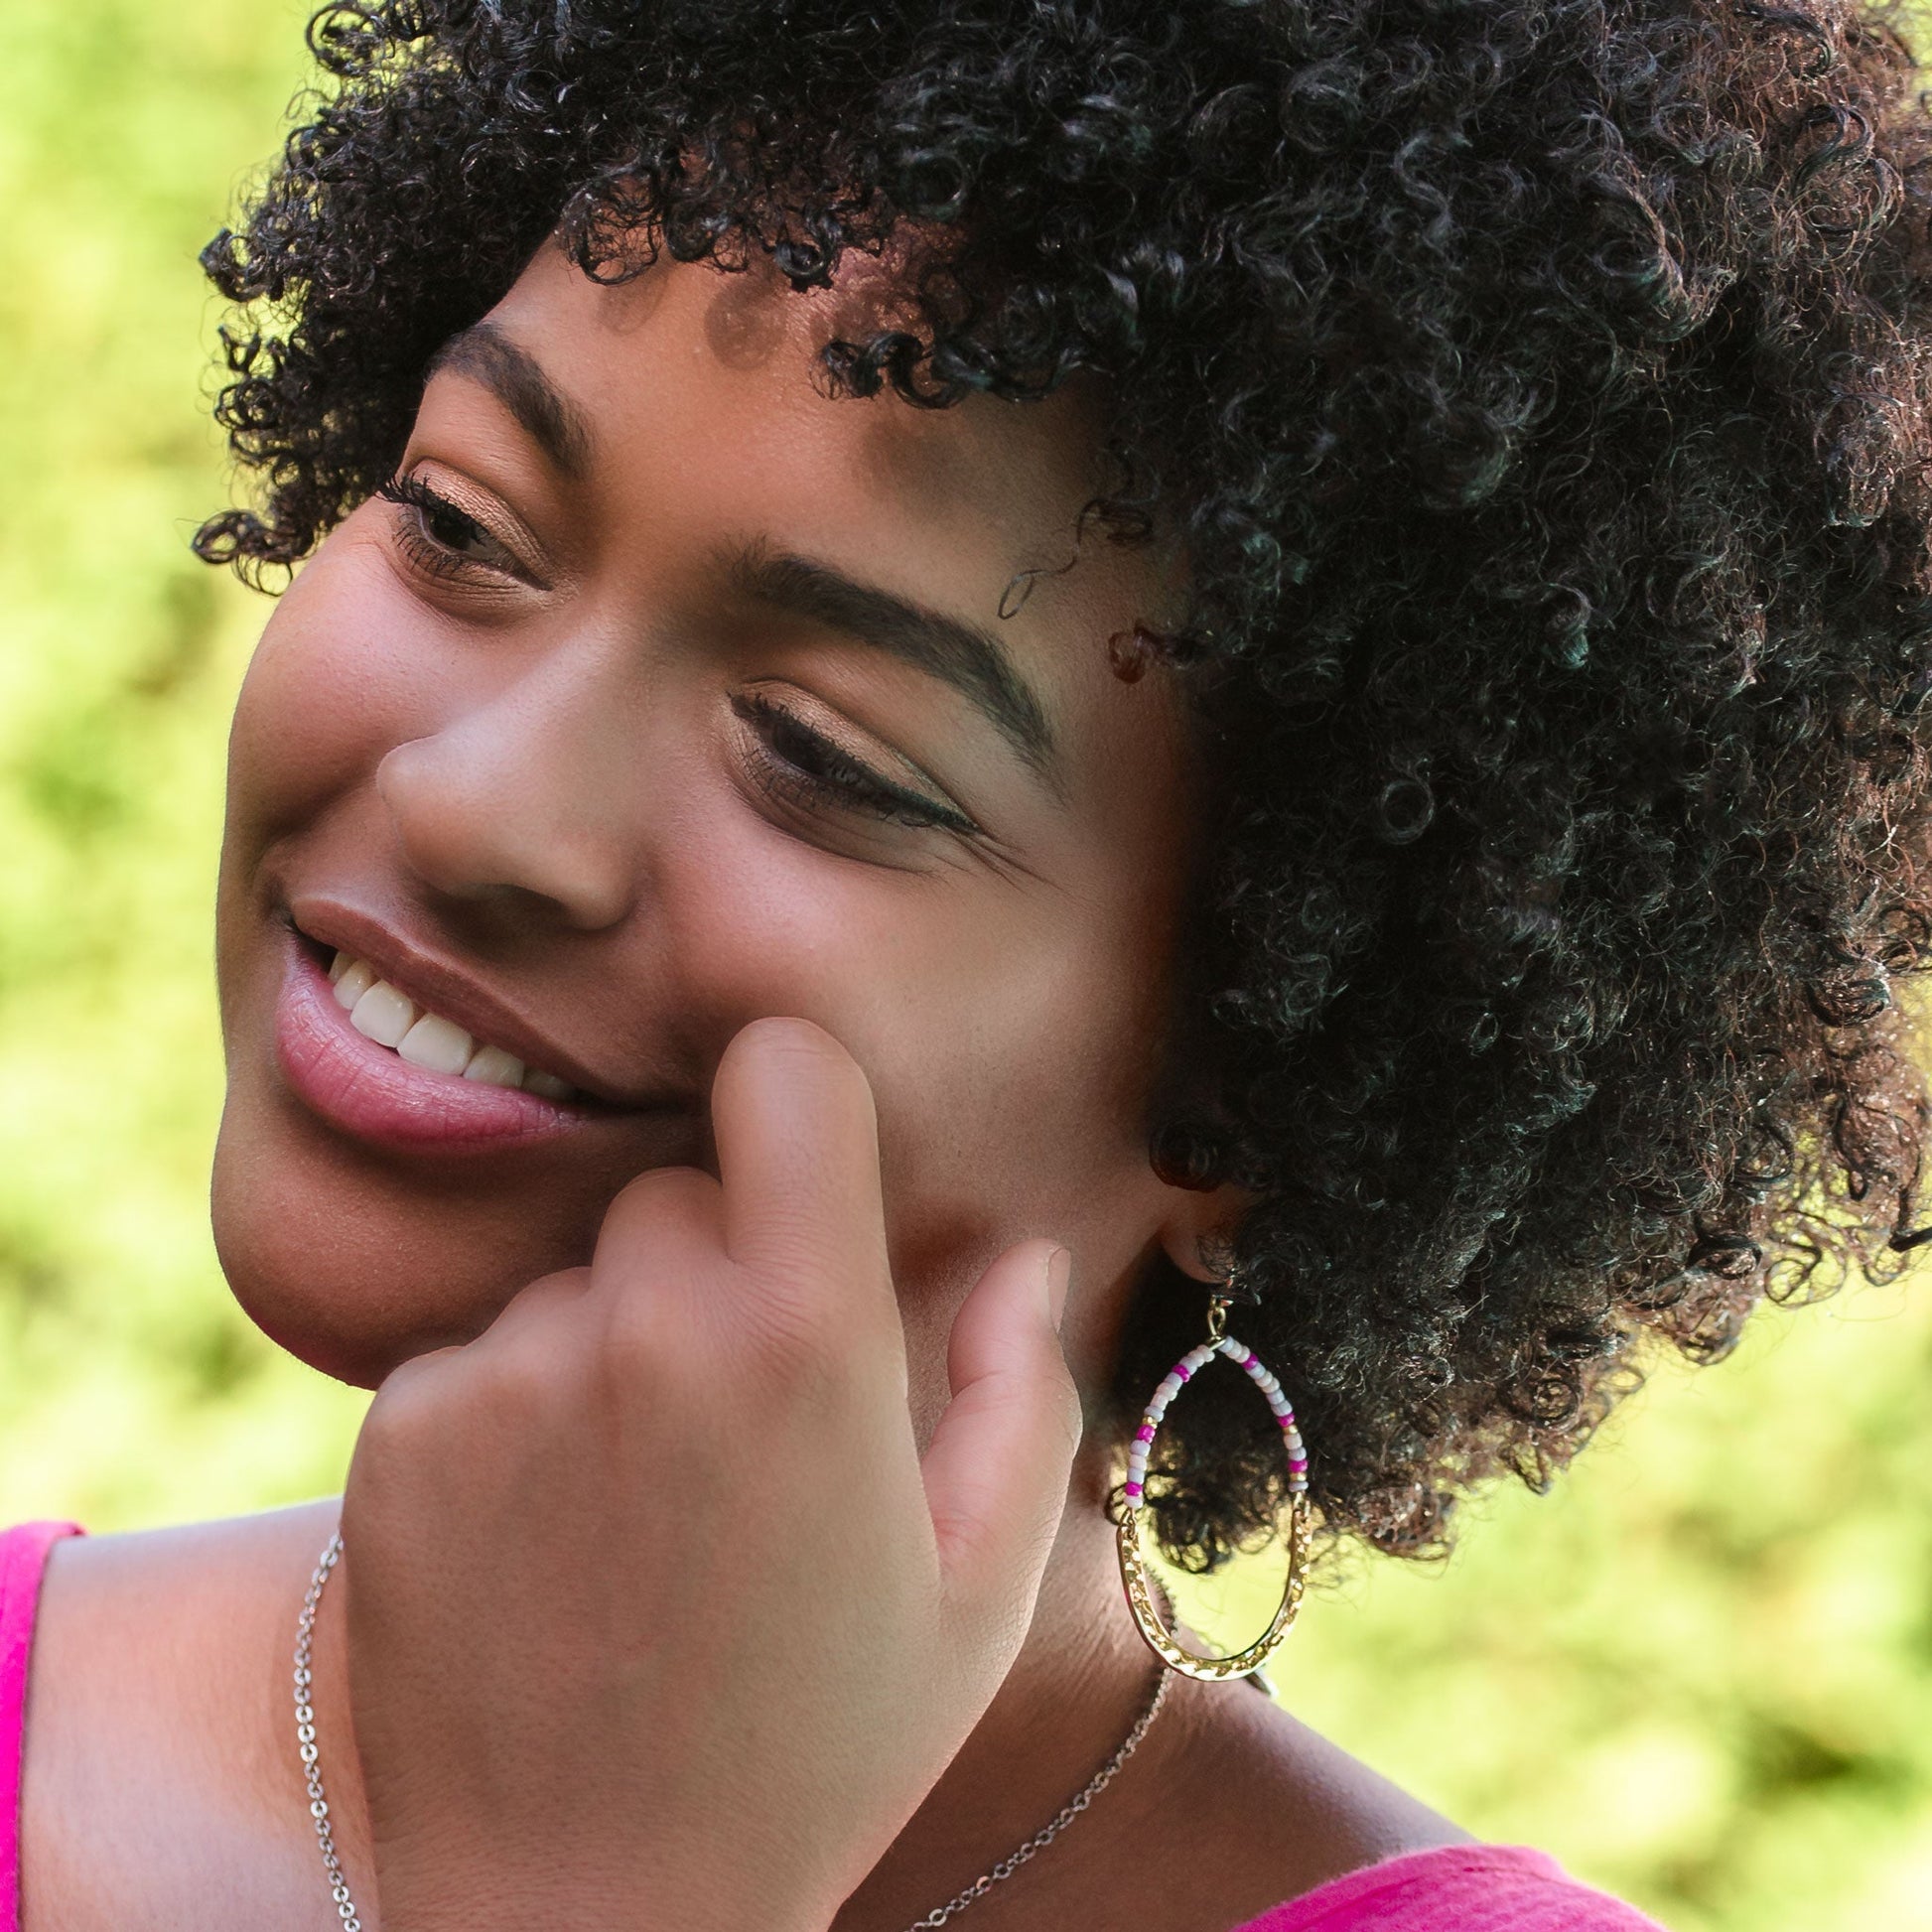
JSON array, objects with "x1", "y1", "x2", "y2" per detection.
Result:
[{"x1": 5, "y1": 0, "x2": 1928, "y2": 1923}]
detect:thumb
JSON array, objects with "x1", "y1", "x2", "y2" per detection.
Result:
[{"x1": 921, "y1": 1240, "x2": 1082, "y2": 1645}]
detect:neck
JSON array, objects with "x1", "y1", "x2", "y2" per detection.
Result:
[
  {"x1": 830, "y1": 1452, "x2": 1193, "y2": 1932},
  {"x1": 295, "y1": 1457, "x2": 1199, "y2": 1932}
]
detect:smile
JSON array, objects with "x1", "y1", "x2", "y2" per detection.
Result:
[
  {"x1": 327, "y1": 951, "x2": 579, "y2": 1100},
  {"x1": 273, "y1": 930, "x2": 598, "y2": 1154}
]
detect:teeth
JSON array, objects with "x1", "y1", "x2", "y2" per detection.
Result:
[
  {"x1": 398, "y1": 1013, "x2": 474, "y2": 1075},
  {"x1": 349, "y1": 981, "x2": 416, "y2": 1049},
  {"x1": 464, "y1": 1044, "x2": 524, "y2": 1089},
  {"x1": 324, "y1": 950, "x2": 578, "y2": 1100},
  {"x1": 333, "y1": 958, "x2": 376, "y2": 1009}
]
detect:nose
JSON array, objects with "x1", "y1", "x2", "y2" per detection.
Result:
[{"x1": 374, "y1": 662, "x2": 642, "y2": 932}]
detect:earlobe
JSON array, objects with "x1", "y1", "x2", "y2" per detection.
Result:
[{"x1": 1153, "y1": 1178, "x2": 1256, "y2": 1285}]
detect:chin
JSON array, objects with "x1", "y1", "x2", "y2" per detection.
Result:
[
  {"x1": 209, "y1": 1096, "x2": 602, "y2": 1387},
  {"x1": 212, "y1": 1179, "x2": 488, "y2": 1388}
]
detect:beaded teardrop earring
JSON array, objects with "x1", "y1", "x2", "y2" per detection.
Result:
[{"x1": 1115, "y1": 1282, "x2": 1312, "y2": 1680}]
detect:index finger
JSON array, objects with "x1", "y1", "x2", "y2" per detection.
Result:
[{"x1": 712, "y1": 1016, "x2": 894, "y2": 1306}]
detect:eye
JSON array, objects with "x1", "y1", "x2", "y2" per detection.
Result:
[
  {"x1": 377, "y1": 471, "x2": 529, "y2": 585},
  {"x1": 731, "y1": 689, "x2": 979, "y2": 835}
]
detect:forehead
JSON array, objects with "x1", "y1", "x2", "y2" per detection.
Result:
[
  {"x1": 457, "y1": 237, "x2": 1200, "y2": 836},
  {"x1": 478, "y1": 238, "x2": 1183, "y2": 669}
]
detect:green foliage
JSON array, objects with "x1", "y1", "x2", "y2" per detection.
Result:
[
  {"x1": 0, "y1": 6, "x2": 1927, "y2": 1926},
  {"x1": 1163, "y1": 1282, "x2": 1932, "y2": 1931},
  {"x1": 0, "y1": 0, "x2": 367, "y2": 1525}
]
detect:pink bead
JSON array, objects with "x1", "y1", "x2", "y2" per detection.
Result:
[{"x1": 1133, "y1": 1334, "x2": 1311, "y2": 1516}]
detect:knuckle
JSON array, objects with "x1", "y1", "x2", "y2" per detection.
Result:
[
  {"x1": 361, "y1": 1330, "x2": 581, "y2": 1467},
  {"x1": 614, "y1": 1160, "x2": 716, "y2": 1208},
  {"x1": 595, "y1": 1164, "x2": 717, "y2": 1262},
  {"x1": 360, "y1": 1351, "x2": 453, "y2": 1450},
  {"x1": 484, "y1": 1267, "x2": 590, "y2": 1338},
  {"x1": 591, "y1": 1286, "x2": 685, "y2": 1388},
  {"x1": 471, "y1": 1334, "x2": 573, "y2": 1418},
  {"x1": 350, "y1": 1362, "x2": 465, "y2": 1509}
]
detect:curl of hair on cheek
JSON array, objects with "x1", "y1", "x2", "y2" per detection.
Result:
[{"x1": 200, "y1": 0, "x2": 1932, "y2": 1568}]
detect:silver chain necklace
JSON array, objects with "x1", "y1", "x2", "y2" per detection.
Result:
[{"x1": 295, "y1": 1529, "x2": 1170, "y2": 1932}]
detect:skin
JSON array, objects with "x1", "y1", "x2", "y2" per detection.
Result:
[{"x1": 19, "y1": 237, "x2": 1463, "y2": 1930}]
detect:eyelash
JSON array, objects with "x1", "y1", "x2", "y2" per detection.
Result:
[
  {"x1": 378, "y1": 472, "x2": 974, "y2": 840},
  {"x1": 377, "y1": 471, "x2": 521, "y2": 583},
  {"x1": 732, "y1": 690, "x2": 977, "y2": 835}
]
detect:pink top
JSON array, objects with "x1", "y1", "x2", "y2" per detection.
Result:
[
  {"x1": 1230, "y1": 1843, "x2": 1665, "y2": 1928},
  {"x1": 0, "y1": 1522, "x2": 82, "y2": 1932},
  {"x1": 0, "y1": 1521, "x2": 1663, "y2": 1931}
]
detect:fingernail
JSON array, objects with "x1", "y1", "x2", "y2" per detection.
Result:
[{"x1": 1045, "y1": 1246, "x2": 1072, "y2": 1329}]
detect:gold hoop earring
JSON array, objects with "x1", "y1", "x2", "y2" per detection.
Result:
[{"x1": 1115, "y1": 1283, "x2": 1312, "y2": 1681}]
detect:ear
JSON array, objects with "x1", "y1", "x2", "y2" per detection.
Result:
[{"x1": 1153, "y1": 1177, "x2": 1258, "y2": 1285}]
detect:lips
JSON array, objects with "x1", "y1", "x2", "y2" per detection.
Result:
[
  {"x1": 275, "y1": 934, "x2": 590, "y2": 1152},
  {"x1": 325, "y1": 947, "x2": 582, "y2": 1100}
]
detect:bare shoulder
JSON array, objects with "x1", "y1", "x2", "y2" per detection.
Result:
[
  {"x1": 1009, "y1": 1665, "x2": 1469, "y2": 1932},
  {"x1": 33, "y1": 1495, "x2": 342, "y2": 1713},
  {"x1": 1211, "y1": 1677, "x2": 1467, "y2": 1862},
  {"x1": 30, "y1": 1494, "x2": 343, "y2": 1800},
  {"x1": 1114, "y1": 1675, "x2": 1471, "y2": 1931},
  {"x1": 39, "y1": 1496, "x2": 340, "y2": 1623},
  {"x1": 23, "y1": 1500, "x2": 342, "y2": 1932}
]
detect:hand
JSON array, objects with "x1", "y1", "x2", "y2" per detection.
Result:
[{"x1": 338, "y1": 1016, "x2": 1082, "y2": 1932}]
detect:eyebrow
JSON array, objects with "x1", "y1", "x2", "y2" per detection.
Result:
[
  {"x1": 427, "y1": 324, "x2": 1058, "y2": 780},
  {"x1": 724, "y1": 542, "x2": 1059, "y2": 781},
  {"x1": 426, "y1": 322, "x2": 593, "y2": 481}
]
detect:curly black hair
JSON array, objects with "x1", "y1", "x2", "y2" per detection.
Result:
[{"x1": 197, "y1": 0, "x2": 1932, "y2": 1567}]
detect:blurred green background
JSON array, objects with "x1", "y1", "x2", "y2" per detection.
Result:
[{"x1": 0, "y1": 4, "x2": 1928, "y2": 1927}]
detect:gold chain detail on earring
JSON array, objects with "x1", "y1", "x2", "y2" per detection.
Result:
[{"x1": 1115, "y1": 1288, "x2": 1313, "y2": 1681}]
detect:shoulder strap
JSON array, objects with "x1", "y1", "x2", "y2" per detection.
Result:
[{"x1": 0, "y1": 1523, "x2": 83, "y2": 1932}]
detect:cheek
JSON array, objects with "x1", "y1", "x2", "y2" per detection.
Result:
[
  {"x1": 224, "y1": 529, "x2": 427, "y2": 873},
  {"x1": 656, "y1": 831, "x2": 1173, "y2": 1280}
]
